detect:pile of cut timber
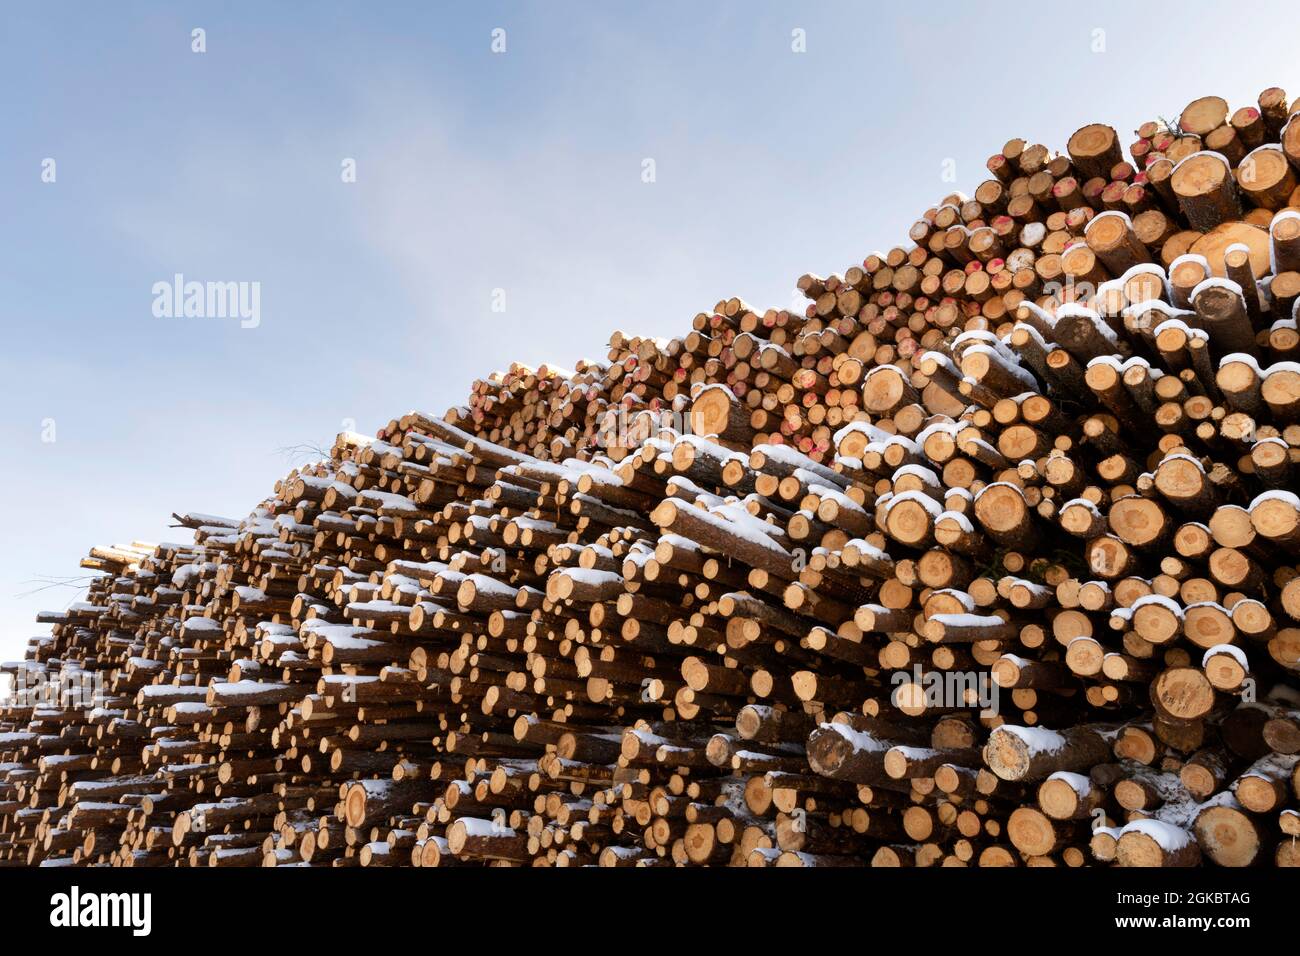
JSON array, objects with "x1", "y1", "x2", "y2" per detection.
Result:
[{"x1": 6, "y1": 88, "x2": 1300, "y2": 869}]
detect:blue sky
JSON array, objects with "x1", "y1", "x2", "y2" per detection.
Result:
[{"x1": 1, "y1": 1, "x2": 1296, "y2": 658}]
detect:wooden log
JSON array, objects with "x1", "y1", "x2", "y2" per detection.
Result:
[{"x1": 1172, "y1": 153, "x2": 1241, "y2": 232}]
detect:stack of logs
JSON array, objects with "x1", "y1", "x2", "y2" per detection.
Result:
[{"x1": 5, "y1": 87, "x2": 1300, "y2": 869}]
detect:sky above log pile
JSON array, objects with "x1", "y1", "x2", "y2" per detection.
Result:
[{"x1": 0, "y1": 0, "x2": 1294, "y2": 657}]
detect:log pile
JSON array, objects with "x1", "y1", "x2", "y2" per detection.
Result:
[{"x1": 5, "y1": 87, "x2": 1300, "y2": 868}]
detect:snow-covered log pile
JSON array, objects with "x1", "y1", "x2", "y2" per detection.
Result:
[{"x1": 5, "y1": 88, "x2": 1300, "y2": 868}]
